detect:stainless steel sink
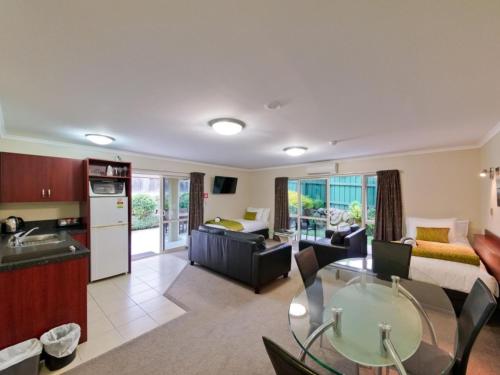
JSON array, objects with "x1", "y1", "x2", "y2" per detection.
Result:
[{"x1": 10, "y1": 233, "x2": 65, "y2": 247}]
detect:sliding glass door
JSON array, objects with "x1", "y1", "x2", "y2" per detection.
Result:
[
  {"x1": 132, "y1": 173, "x2": 189, "y2": 258},
  {"x1": 163, "y1": 178, "x2": 190, "y2": 250},
  {"x1": 288, "y1": 175, "x2": 377, "y2": 244}
]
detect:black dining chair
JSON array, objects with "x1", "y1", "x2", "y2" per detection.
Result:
[
  {"x1": 372, "y1": 240, "x2": 412, "y2": 279},
  {"x1": 294, "y1": 246, "x2": 320, "y2": 287},
  {"x1": 262, "y1": 337, "x2": 322, "y2": 375},
  {"x1": 404, "y1": 278, "x2": 497, "y2": 375}
]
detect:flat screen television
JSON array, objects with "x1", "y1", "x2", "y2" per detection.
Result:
[{"x1": 213, "y1": 176, "x2": 238, "y2": 194}]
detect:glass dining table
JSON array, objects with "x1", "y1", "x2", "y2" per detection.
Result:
[{"x1": 288, "y1": 261, "x2": 458, "y2": 374}]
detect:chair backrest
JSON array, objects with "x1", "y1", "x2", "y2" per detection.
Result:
[
  {"x1": 295, "y1": 246, "x2": 319, "y2": 287},
  {"x1": 372, "y1": 240, "x2": 412, "y2": 279},
  {"x1": 262, "y1": 337, "x2": 320, "y2": 375},
  {"x1": 454, "y1": 278, "x2": 497, "y2": 375}
]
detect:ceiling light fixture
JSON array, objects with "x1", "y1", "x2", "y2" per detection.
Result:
[
  {"x1": 208, "y1": 118, "x2": 245, "y2": 136},
  {"x1": 479, "y1": 169, "x2": 488, "y2": 178},
  {"x1": 283, "y1": 146, "x2": 308, "y2": 157},
  {"x1": 85, "y1": 133, "x2": 115, "y2": 145}
]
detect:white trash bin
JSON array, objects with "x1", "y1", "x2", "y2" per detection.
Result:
[
  {"x1": 40, "y1": 323, "x2": 80, "y2": 371},
  {"x1": 0, "y1": 339, "x2": 42, "y2": 375}
]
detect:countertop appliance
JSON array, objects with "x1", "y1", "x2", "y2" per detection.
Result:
[
  {"x1": 4, "y1": 216, "x2": 24, "y2": 233},
  {"x1": 90, "y1": 196, "x2": 128, "y2": 281},
  {"x1": 89, "y1": 179, "x2": 126, "y2": 197}
]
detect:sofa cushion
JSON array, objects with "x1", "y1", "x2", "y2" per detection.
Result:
[
  {"x1": 350, "y1": 224, "x2": 360, "y2": 232},
  {"x1": 224, "y1": 230, "x2": 265, "y2": 245},
  {"x1": 198, "y1": 225, "x2": 225, "y2": 235},
  {"x1": 331, "y1": 228, "x2": 351, "y2": 245}
]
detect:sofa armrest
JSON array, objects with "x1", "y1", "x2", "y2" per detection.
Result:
[
  {"x1": 252, "y1": 243, "x2": 292, "y2": 292},
  {"x1": 325, "y1": 229, "x2": 334, "y2": 239}
]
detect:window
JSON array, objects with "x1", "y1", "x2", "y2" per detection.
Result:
[{"x1": 288, "y1": 175, "x2": 377, "y2": 244}]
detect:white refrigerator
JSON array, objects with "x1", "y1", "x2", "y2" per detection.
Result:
[{"x1": 90, "y1": 197, "x2": 129, "y2": 281}]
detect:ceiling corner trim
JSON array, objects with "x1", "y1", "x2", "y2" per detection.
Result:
[{"x1": 478, "y1": 121, "x2": 500, "y2": 148}]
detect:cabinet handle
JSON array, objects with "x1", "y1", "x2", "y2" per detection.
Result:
[
  {"x1": 48, "y1": 188, "x2": 51, "y2": 198},
  {"x1": 42, "y1": 189, "x2": 46, "y2": 198}
]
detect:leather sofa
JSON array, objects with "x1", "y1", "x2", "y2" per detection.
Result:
[
  {"x1": 298, "y1": 227, "x2": 367, "y2": 268},
  {"x1": 189, "y1": 225, "x2": 292, "y2": 293}
]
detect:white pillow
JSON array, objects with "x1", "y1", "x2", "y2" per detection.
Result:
[
  {"x1": 454, "y1": 220, "x2": 469, "y2": 241},
  {"x1": 247, "y1": 207, "x2": 264, "y2": 221},
  {"x1": 406, "y1": 217, "x2": 457, "y2": 243},
  {"x1": 261, "y1": 208, "x2": 271, "y2": 223}
]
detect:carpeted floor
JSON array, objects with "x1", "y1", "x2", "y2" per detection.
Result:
[{"x1": 68, "y1": 251, "x2": 500, "y2": 375}]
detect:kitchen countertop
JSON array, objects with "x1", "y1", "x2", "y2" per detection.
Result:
[{"x1": 0, "y1": 220, "x2": 90, "y2": 272}]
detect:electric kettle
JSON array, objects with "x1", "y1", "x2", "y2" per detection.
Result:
[{"x1": 5, "y1": 216, "x2": 24, "y2": 233}]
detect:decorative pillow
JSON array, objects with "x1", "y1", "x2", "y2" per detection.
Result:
[
  {"x1": 331, "y1": 228, "x2": 351, "y2": 245},
  {"x1": 247, "y1": 207, "x2": 264, "y2": 220},
  {"x1": 416, "y1": 227, "x2": 450, "y2": 243},
  {"x1": 244, "y1": 211, "x2": 257, "y2": 220},
  {"x1": 406, "y1": 217, "x2": 457, "y2": 243}
]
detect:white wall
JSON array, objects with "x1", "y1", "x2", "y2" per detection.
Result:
[
  {"x1": 249, "y1": 148, "x2": 482, "y2": 235},
  {"x1": 479, "y1": 131, "x2": 500, "y2": 236},
  {"x1": 0, "y1": 137, "x2": 251, "y2": 222}
]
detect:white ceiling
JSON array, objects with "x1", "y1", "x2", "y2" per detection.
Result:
[{"x1": 1, "y1": 1, "x2": 499, "y2": 169}]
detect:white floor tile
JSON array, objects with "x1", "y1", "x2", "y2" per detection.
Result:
[
  {"x1": 106, "y1": 305, "x2": 147, "y2": 327},
  {"x1": 115, "y1": 315, "x2": 158, "y2": 341},
  {"x1": 148, "y1": 302, "x2": 185, "y2": 325},
  {"x1": 130, "y1": 288, "x2": 161, "y2": 304},
  {"x1": 139, "y1": 295, "x2": 173, "y2": 313},
  {"x1": 77, "y1": 330, "x2": 125, "y2": 362},
  {"x1": 87, "y1": 316, "x2": 115, "y2": 339}
]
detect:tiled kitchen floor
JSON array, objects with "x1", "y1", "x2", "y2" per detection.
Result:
[{"x1": 41, "y1": 251, "x2": 188, "y2": 374}]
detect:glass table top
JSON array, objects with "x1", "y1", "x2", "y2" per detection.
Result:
[{"x1": 289, "y1": 265, "x2": 458, "y2": 374}]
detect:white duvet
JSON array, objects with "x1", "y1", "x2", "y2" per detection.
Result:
[
  {"x1": 206, "y1": 218, "x2": 268, "y2": 233},
  {"x1": 409, "y1": 239, "x2": 499, "y2": 297}
]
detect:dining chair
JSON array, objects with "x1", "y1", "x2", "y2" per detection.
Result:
[
  {"x1": 404, "y1": 278, "x2": 497, "y2": 375},
  {"x1": 262, "y1": 336, "x2": 321, "y2": 375},
  {"x1": 294, "y1": 246, "x2": 319, "y2": 287},
  {"x1": 372, "y1": 240, "x2": 412, "y2": 279}
]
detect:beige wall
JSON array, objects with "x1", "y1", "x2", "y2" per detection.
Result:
[
  {"x1": 479, "y1": 131, "x2": 500, "y2": 236},
  {"x1": 0, "y1": 137, "x2": 251, "y2": 222},
  {"x1": 249, "y1": 149, "x2": 482, "y2": 236}
]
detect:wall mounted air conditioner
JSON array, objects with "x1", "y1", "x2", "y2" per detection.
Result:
[{"x1": 306, "y1": 162, "x2": 339, "y2": 176}]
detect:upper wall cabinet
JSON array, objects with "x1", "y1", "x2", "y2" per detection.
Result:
[{"x1": 0, "y1": 153, "x2": 84, "y2": 202}]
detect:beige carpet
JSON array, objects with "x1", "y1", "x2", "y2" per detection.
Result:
[{"x1": 68, "y1": 251, "x2": 500, "y2": 375}]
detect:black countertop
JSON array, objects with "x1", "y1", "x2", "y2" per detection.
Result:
[{"x1": 0, "y1": 220, "x2": 90, "y2": 272}]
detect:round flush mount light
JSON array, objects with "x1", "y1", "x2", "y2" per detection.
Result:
[
  {"x1": 283, "y1": 146, "x2": 308, "y2": 157},
  {"x1": 85, "y1": 133, "x2": 115, "y2": 145},
  {"x1": 479, "y1": 169, "x2": 488, "y2": 178},
  {"x1": 208, "y1": 118, "x2": 245, "y2": 136}
]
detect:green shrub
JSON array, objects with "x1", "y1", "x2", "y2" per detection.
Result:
[
  {"x1": 349, "y1": 201, "x2": 362, "y2": 224},
  {"x1": 132, "y1": 194, "x2": 156, "y2": 219},
  {"x1": 179, "y1": 192, "x2": 189, "y2": 209}
]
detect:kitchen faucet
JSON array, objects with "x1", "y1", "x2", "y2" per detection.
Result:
[{"x1": 9, "y1": 227, "x2": 40, "y2": 247}]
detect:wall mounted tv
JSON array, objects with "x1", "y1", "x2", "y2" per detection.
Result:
[{"x1": 213, "y1": 176, "x2": 238, "y2": 194}]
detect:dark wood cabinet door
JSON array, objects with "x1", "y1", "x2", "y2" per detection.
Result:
[
  {"x1": 0, "y1": 153, "x2": 45, "y2": 202},
  {"x1": 71, "y1": 232, "x2": 88, "y2": 247},
  {"x1": 46, "y1": 157, "x2": 84, "y2": 201}
]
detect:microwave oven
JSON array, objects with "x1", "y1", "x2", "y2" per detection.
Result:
[{"x1": 89, "y1": 180, "x2": 126, "y2": 197}]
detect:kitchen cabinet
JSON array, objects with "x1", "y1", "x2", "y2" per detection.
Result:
[
  {"x1": 0, "y1": 256, "x2": 88, "y2": 349},
  {"x1": 71, "y1": 231, "x2": 88, "y2": 247},
  {"x1": 0, "y1": 152, "x2": 83, "y2": 202}
]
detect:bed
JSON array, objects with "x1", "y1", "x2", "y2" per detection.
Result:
[
  {"x1": 205, "y1": 207, "x2": 270, "y2": 239},
  {"x1": 405, "y1": 217, "x2": 499, "y2": 301}
]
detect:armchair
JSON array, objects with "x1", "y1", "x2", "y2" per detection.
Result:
[{"x1": 298, "y1": 227, "x2": 367, "y2": 269}]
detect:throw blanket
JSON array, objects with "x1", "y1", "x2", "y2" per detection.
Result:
[
  {"x1": 205, "y1": 219, "x2": 243, "y2": 232},
  {"x1": 412, "y1": 240, "x2": 480, "y2": 266}
]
